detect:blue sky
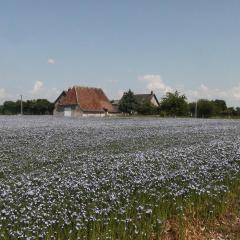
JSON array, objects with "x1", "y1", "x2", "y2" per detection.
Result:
[{"x1": 1, "y1": 0, "x2": 240, "y2": 106}]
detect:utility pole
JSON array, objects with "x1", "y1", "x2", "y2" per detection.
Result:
[
  {"x1": 20, "y1": 95, "x2": 23, "y2": 115},
  {"x1": 195, "y1": 100, "x2": 198, "y2": 118}
]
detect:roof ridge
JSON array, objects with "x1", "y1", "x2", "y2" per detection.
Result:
[
  {"x1": 73, "y1": 85, "x2": 102, "y2": 90},
  {"x1": 74, "y1": 86, "x2": 80, "y2": 105}
]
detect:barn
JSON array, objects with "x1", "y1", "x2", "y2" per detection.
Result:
[{"x1": 53, "y1": 86, "x2": 118, "y2": 117}]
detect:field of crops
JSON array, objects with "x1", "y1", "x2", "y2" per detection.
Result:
[{"x1": 0, "y1": 116, "x2": 240, "y2": 239}]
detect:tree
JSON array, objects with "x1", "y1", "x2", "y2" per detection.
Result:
[
  {"x1": 33, "y1": 99, "x2": 54, "y2": 115},
  {"x1": 2, "y1": 101, "x2": 18, "y2": 114},
  {"x1": 188, "y1": 102, "x2": 196, "y2": 117},
  {"x1": 227, "y1": 107, "x2": 237, "y2": 117},
  {"x1": 137, "y1": 102, "x2": 159, "y2": 115},
  {"x1": 236, "y1": 107, "x2": 240, "y2": 117},
  {"x1": 212, "y1": 99, "x2": 227, "y2": 116},
  {"x1": 197, "y1": 99, "x2": 215, "y2": 118},
  {"x1": 160, "y1": 91, "x2": 189, "y2": 117},
  {"x1": 119, "y1": 90, "x2": 138, "y2": 114},
  {"x1": 0, "y1": 99, "x2": 54, "y2": 115},
  {"x1": 0, "y1": 105, "x2": 3, "y2": 114}
]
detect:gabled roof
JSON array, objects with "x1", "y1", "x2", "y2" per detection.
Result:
[
  {"x1": 134, "y1": 93, "x2": 160, "y2": 106},
  {"x1": 58, "y1": 88, "x2": 77, "y2": 105},
  {"x1": 75, "y1": 86, "x2": 114, "y2": 112},
  {"x1": 55, "y1": 86, "x2": 115, "y2": 112}
]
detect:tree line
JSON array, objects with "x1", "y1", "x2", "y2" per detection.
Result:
[
  {"x1": 119, "y1": 90, "x2": 240, "y2": 118},
  {"x1": 0, "y1": 99, "x2": 54, "y2": 115},
  {"x1": 1, "y1": 91, "x2": 239, "y2": 118}
]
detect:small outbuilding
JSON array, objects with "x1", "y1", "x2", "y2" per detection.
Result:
[{"x1": 54, "y1": 86, "x2": 117, "y2": 117}]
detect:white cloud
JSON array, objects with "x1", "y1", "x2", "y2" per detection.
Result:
[
  {"x1": 47, "y1": 58, "x2": 56, "y2": 65},
  {"x1": 31, "y1": 81, "x2": 44, "y2": 95},
  {"x1": 200, "y1": 84, "x2": 208, "y2": 91},
  {"x1": 0, "y1": 88, "x2": 7, "y2": 104},
  {"x1": 139, "y1": 73, "x2": 240, "y2": 106},
  {"x1": 186, "y1": 84, "x2": 240, "y2": 105},
  {"x1": 0, "y1": 88, "x2": 7, "y2": 99},
  {"x1": 139, "y1": 74, "x2": 173, "y2": 94},
  {"x1": 107, "y1": 79, "x2": 118, "y2": 84},
  {"x1": 230, "y1": 85, "x2": 240, "y2": 99},
  {"x1": 40, "y1": 87, "x2": 60, "y2": 101},
  {"x1": 29, "y1": 81, "x2": 60, "y2": 101},
  {"x1": 117, "y1": 90, "x2": 124, "y2": 98}
]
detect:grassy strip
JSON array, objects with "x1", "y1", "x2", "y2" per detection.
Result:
[{"x1": 160, "y1": 177, "x2": 240, "y2": 240}]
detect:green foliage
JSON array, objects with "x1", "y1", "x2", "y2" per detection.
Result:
[
  {"x1": 137, "y1": 102, "x2": 159, "y2": 115},
  {"x1": 222, "y1": 107, "x2": 240, "y2": 118},
  {"x1": 0, "y1": 99, "x2": 54, "y2": 115},
  {"x1": 160, "y1": 91, "x2": 189, "y2": 117},
  {"x1": 196, "y1": 99, "x2": 215, "y2": 118},
  {"x1": 188, "y1": 102, "x2": 196, "y2": 117},
  {"x1": 213, "y1": 99, "x2": 227, "y2": 115},
  {"x1": 2, "y1": 101, "x2": 19, "y2": 114},
  {"x1": 188, "y1": 99, "x2": 240, "y2": 118},
  {"x1": 235, "y1": 107, "x2": 240, "y2": 117},
  {"x1": 24, "y1": 99, "x2": 54, "y2": 115},
  {"x1": 119, "y1": 90, "x2": 138, "y2": 114}
]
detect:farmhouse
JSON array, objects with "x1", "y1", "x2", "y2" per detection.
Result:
[
  {"x1": 112, "y1": 91, "x2": 160, "y2": 113},
  {"x1": 111, "y1": 100, "x2": 120, "y2": 112},
  {"x1": 134, "y1": 91, "x2": 160, "y2": 107},
  {"x1": 54, "y1": 86, "x2": 118, "y2": 117}
]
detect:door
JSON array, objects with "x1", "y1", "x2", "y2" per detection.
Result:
[{"x1": 64, "y1": 107, "x2": 72, "y2": 117}]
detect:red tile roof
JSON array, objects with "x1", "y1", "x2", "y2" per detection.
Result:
[
  {"x1": 56, "y1": 86, "x2": 114, "y2": 112},
  {"x1": 60, "y1": 88, "x2": 77, "y2": 105}
]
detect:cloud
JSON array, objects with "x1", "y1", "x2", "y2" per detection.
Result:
[
  {"x1": 200, "y1": 84, "x2": 208, "y2": 91},
  {"x1": 186, "y1": 84, "x2": 240, "y2": 104},
  {"x1": 31, "y1": 81, "x2": 44, "y2": 95},
  {"x1": 139, "y1": 73, "x2": 240, "y2": 106},
  {"x1": 230, "y1": 85, "x2": 240, "y2": 99},
  {"x1": 0, "y1": 88, "x2": 7, "y2": 98},
  {"x1": 107, "y1": 79, "x2": 118, "y2": 84},
  {"x1": 117, "y1": 90, "x2": 124, "y2": 98},
  {"x1": 0, "y1": 88, "x2": 8, "y2": 103},
  {"x1": 47, "y1": 58, "x2": 56, "y2": 65},
  {"x1": 139, "y1": 74, "x2": 173, "y2": 94},
  {"x1": 29, "y1": 81, "x2": 60, "y2": 101}
]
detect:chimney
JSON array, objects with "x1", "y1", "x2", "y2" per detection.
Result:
[{"x1": 150, "y1": 91, "x2": 153, "y2": 95}]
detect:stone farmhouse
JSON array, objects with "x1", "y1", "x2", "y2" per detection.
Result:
[
  {"x1": 54, "y1": 86, "x2": 119, "y2": 117},
  {"x1": 134, "y1": 91, "x2": 160, "y2": 107},
  {"x1": 111, "y1": 91, "x2": 160, "y2": 113}
]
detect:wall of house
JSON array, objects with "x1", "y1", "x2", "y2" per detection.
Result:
[
  {"x1": 82, "y1": 113, "x2": 105, "y2": 117},
  {"x1": 53, "y1": 105, "x2": 64, "y2": 116},
  {"x1": 54, "y1": 105, "x2": 83, "y2": 117},
  {"x1": 54, "y1": 104, "x2": 121, "y2": 117},
  {"x1": 72, "y1": 106, "x2": 83, "y2": 117},
  {"x1": 150, "y1": 97, "x2": 159, "y2": 107},
  {"x1": 107, "y1": 112, "x2": 122, "y2": 116},
  {"x1": 54, "y1": 105, "x2": 107, "y2": 117}
]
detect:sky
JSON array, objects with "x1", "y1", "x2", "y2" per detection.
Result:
[{"x1": 1, "y1": 0, "x2": 240, "y2": 106}]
